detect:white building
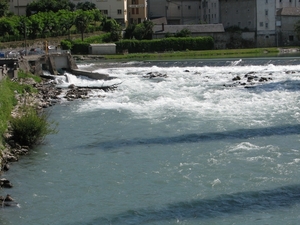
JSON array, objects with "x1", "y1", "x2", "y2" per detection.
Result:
[
  {"x1": 70, "y1": 0, "x2": 129, "y2": 26},
  {"x1": 148, "y1": 0, "x2": 219, "y2": 25},
  {"x1": 9, "y1": 0, "x2": 129, "y2": 26},
  {"x1": 276, "y1": 0, "x2": 300, "y2": 9},
  {"x1": 9, "y1": 0, "x2": 32, "y2": 16},
  {"x1": 256, "y1": 0, "x2": 277, "y2": 47}
]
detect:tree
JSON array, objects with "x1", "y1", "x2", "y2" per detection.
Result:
[
  {"x1": 57, "y1": 10, "x2": 76, "y2": 37},
  {"x1": 133, "y1": 20, "x2": 153, "y2": 40},
  {"x1": 75, "y1": 10, "x2": 94, "y2": 41},
  {"x1": 124, "y1": 24, "x2": 135, "y2": 39},
  {"x1": 174, "y1": 28, "x2": 191, "y2": 37},
  {"x1": 295, "y1": 20, "x2": 300, "y2": 40},
  {"x1": 0, "y1": 0, "x2": 8, "y2": 17},
  {"x1": 26, "y1": 0, "x2": 75, "y2": 16},
  {"x1": 41, "y1": 11, "x2": 59, "y2": 37},
  {"x1": 27, "y1": 14, "x2": 43, "y2": 38},
  {"x1": 76, "y1": 2, "x2": 96, "y2": 11}
]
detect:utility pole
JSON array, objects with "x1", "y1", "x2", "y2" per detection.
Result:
[{"x1": 17, "y1": 0, "x2": 20, "y2": 16}]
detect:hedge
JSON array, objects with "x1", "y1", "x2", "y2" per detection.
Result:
[
  {"x1": 115, "y1": 36, "x2": 214, "y2": 53},
  {"x1": 67, "y1": 36, "x2": 214, "y2": 54}
]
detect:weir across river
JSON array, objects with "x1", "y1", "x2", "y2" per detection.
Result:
[{"x1": 1, "y1": 53, "x2": 111, "y2": 81}]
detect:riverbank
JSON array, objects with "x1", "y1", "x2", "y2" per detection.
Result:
[{"x1": 100, "y1": 47, "x2": 286, "y2": 61}]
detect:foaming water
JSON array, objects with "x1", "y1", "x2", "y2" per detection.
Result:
[{"x1": 1, "y1": 58, "x2": 300, "y2": 225}]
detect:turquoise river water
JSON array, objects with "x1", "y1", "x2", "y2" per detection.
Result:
[{"x1": 1, "y1": 58, "x2": 300, "y2": 225}]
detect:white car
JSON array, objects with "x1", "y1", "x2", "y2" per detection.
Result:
[{"x1": 6, "y1": 50, "x2": 20, "y2": 58}]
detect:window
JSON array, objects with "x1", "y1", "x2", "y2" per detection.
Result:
[
  {"x1": 188, "y1": 5, "x2": 191, "y2": 10},
  {"x1": 131, "y1": 8, "x2": 135, "y2": 14},
  {"x1": 265, "y1": 22, "x2": 268, "y2": 28},
  {"x1": 265, "y1": 10, "x2": 268, "y2": 15},
  {"x1": 136, "y1": 8, "x2": 139, "y2": 14},
  {"x1": 117, "y1": 9, "x2": 122, "y2": 14},
  {"x1": 178, "y1": 6, "x2": 180, "y2": 10},
  {"x1": 289, "y1": 35, "x2": 294, "y2": 41},
  {"x1": 260, "y1": 22, "x2": 264, "y2": 27}
]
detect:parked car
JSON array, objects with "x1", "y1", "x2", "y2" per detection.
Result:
[
  {"x1": 0, "y1": 51, "x2": 5, "y2": 58},
  {"x1": 6, "y1": 50, "x2": 20, "y2": 58},
  {"x1": 28, "y1": 48, "x2": 45, "y2": 55}
]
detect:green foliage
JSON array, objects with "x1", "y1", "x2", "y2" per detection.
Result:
[
  {"x1": 56, "y1": 10, "x2": 76, "y2": 37},
  {"x1": 75, "y1": 10, "x2": 94, "y2": 41},
  {"x1": 132, "y1": 20, "x2": 154, "y2": 40},
  {"x1": 116, "y1": 36, "x2": 214, "y2": 53},
  {"x1": 10, "y1": 106, "x2": 57, "y2": 147},
  {"x1": 18, "y1": 70, "x2": 42, "y2": 83},
  {"x1": 100, "y1": 18, "x2": 121, "y2": 42},
  {"x1": 294, "y1": 20, "x2": 300, "y2": 39},
  {"x1": 0, "y1": 79, "x2": 15, "y2": 144},
  {"x1": 0, "y1": 0, "x2": 9, "y2": 17},
  {"x1": 225, "y1": 25, "x2": 250, "y2": 33},
  {"x1": 101, "y1": 18, "x2": 119, "y2": 32},
  {"x1": 76, "y1": 2, "x2": 96, "y2": 11},
  {"x1": 84, "y1": 34, "x2": 106, "y2": 43},
  {"x1": 0, "y1": 9, "x2": 102, "y2": 42},
  {"x1": 71, "y1": 40, "x2": 90, "y2": 54},
  {"x1": 0, "y1": 72, "x2": 41, "y2": 145},
  {"x1": 26, "y1": 0, "x2": 76, "y2": 16},
  {"x1": 124, "y1": 24, "x2": 135, "y2": 39},
  {"x1": 174, "y1": 28, "x2": 191, "y2": 37},
  {"x1": 61, "y1": 39, "x2": 73, "y2": 50}
]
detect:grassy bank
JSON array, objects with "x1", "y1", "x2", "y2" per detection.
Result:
[
  {"x1": 0, "y1": 71, "x2": 44, "y2": 149},
  {"x1": 103, "y1": 47, "x2": 280, "y2": 60}
]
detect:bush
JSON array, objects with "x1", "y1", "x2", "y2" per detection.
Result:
[
  {"x1": 61, "y1": 40, "x2": 73, "y2": 50},
  {"x1": 10, "y1": 106, "x2": 57, "y2": 147},
  {"x1": 71, "y1": 40, "x2": 90, "y2": 54},
  {"x1": 116, "y1": 36, "x2": 214, "y2": 53}
]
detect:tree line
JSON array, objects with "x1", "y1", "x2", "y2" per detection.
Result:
[{"x1": 0, "y1": 0, "x2": 158, "y2": 43}]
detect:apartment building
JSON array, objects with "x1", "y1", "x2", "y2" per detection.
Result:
[
  {"x1": 128, "y1": 0, "x2": 147, "y2": 24},
  {"x1": 9, "y1": 0, "x2": 146, "y2": 26},
  {"x1": 201, "y1": 0, "x2": 219, "y2": 24},
  {"x1": 9, "y1": 0, "x2": 32, "y2": 15},
  {"x1": 148, "y1": 0, "x2": 219, "y2": 25},
  {"x1": 276, "y1": 0, "x2": 300, "y2": 8},
  {"x1": 219, "y1": 0, "x2": 257, "y2": 31},
  {"x1": 68, "y1": 0, "x2": 129, "y2": 26},
  {"x1": 256, "y1": 0, "x2": 276, "y2": 47}
]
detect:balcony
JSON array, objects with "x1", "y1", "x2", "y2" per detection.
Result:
[{"x1": 129, "y1": 4, "x2": 145, "y2": 8}]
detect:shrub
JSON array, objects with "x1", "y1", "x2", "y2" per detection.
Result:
[
  {"x1": 10, "y1": 106, "x2": 57, "y2": 147},
  {"x1": 71, "y1": 40, "x2": 89, "y2": 54},
  {"x1": 116, "y1": 36, "x2": 214, "y2": 53},
  {"x1": 61, "y1": 39, "x2": 73, "y2": 50}
]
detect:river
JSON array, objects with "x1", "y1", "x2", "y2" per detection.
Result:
[{"x1": 1, "y1": 57, "x2": 300, "y2": 225}]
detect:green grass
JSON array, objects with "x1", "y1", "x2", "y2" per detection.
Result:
[
  {"x1": 0, "y1": 78, "x2": 16, "y2": 147},
  {"x1": 0, "y1": 71, "x2": 42, "y2": 147},
  {"x1": 104, "y1": 48, "x2": 280, "y2": 60}
]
